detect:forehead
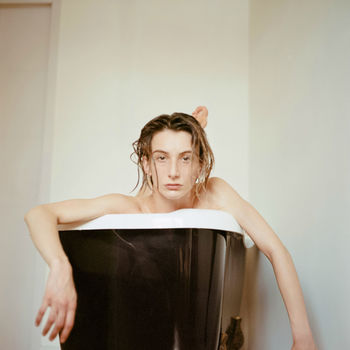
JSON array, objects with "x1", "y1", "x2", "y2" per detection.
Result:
[{"x1": 151, "y1": 129, "x2": 192, "y2": 152}]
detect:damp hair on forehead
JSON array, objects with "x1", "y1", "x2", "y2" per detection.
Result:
[{"x1": 130, "y1": 112, "x2": 214, "y2": 197}]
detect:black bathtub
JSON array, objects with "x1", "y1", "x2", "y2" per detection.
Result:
[{"x1": 58, "y1": 209, "x2": 253, "y2": 350}]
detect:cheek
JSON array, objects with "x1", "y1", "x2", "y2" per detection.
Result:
[{"x1": 150, "y1": 163, "x2": 166, "y2": 182}]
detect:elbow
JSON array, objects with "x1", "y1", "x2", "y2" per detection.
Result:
[
  {"x1": 24, "y1": 205, "x2": 40, "y2": 222},
  {"x1": 265, "y1": 241, "x2": 290, "y2": 263},
  {"x1": 24, "y1": 204, "x2": 51, "y2": 223}
]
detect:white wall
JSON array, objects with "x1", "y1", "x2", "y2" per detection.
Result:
[
  {"x1": 242, "y1": 0, "x2": 350, "y2": 349},
  {"x1": 50, "y1": 0, "x2": 249, "y2": 203},
  {"x1": 0, "y1": 4, "x2": 52, "y2": 350}
]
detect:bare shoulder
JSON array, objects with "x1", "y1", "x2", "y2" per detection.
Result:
[
  {"x1": 40, "y1": 193, "x2": 141, "y2": 225},
  {"x1": 203, "y1": 177, "x2": 244, "y2": 210},
  {"x1": 205, "y1": 177, "x2": 281, "y2": 255}
]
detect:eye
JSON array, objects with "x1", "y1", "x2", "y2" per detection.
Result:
[
  {"x1": 182, "y1": 156, "x2": 191, "y2": 162},
  {"x1": 155, "y1": 155, "x2": 167, "y2": 162}
]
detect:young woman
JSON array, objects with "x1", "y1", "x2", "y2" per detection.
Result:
[{"x1": 24, "y1": 107, "x2": 317, "y2": 349}]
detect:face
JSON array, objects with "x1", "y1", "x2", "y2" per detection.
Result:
[{"x1": 143, "y1": 129, "x2": 200, "y2": 201}]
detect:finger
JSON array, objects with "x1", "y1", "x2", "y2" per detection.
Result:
[
  {"x1": 193, "y1": 106, "x2": 201, "y2": 114},
  {"x1": 197, "y1": 106, "x2": 208, "y2": 116},
  {"x1": 35, "y1": 299, "x2": 49, "y2": 327},
  {"x1": 192, "y1": 106, "x2": 203, "y2": 116},
  {"x1": 42, "y1": 306, "x2": 57, "y2": 336},
  {"x1": 59, "y1": 307, "x2": 76, "y2": 343},
  {"x1": 48, "y1": 308, "x2": 66, "y2": 341}
]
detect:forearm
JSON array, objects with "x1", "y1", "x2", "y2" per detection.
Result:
[
  {"x1": 24, "y1": 205, "x2": 70, "y2": 268},
  {"x1": 268, "y1": 245, "x2": 313, "y2": 342}
]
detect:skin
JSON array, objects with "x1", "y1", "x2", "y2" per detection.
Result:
[
  {"x1": 24, "y1": 121, "x2": 317, "y2": 349},
  {"x1": 191, "y1": 105, "x2": 208, "y2": 128}
]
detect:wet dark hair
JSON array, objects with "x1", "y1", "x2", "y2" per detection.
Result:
[{"x1": 130, "y1": 112, "x2": 214, "y2": 197}]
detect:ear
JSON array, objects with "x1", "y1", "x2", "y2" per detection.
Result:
[
  {"x1": 193, "y1": 162, "x2": 201, "y2": 182},
  {"x1": 198, "y1": 166, "x2": 203, "y2": 180},
  {"x1": 142, "y1": 156, "x2": 150, "y2": 175},
  {"x1": 197, "y1": 163, "x2": 205, "y2": 182}
]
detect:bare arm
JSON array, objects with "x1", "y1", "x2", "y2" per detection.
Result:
[
  {"x1": 24, "y1": 194, "x2": 130, "y2": 267},
  {"x1": 24, "y1": 193, "x2": 134, "y2": 343},
  {"x1": 208, "y1": 178, "x2": 316, "y2": 349}
]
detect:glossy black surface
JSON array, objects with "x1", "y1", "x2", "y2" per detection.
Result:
[{"x1": 59, "y1": 228, "x2": 237, "y2": 350}]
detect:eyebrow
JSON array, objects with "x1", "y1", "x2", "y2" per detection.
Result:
[{"x1": 152, "y1": 150, "x2": 193, "y2": 155}]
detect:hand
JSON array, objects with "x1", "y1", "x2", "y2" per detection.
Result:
[
  {"x1": 35, "y1": 259, "x2": 77, "y2": 344},
  {"x1": 192, "y1": 105, "x2": 208, "y2": 128}
]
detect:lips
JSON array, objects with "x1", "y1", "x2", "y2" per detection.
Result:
[{"x1": 165, "y1": 184, "x2": 182, "y2": 190}]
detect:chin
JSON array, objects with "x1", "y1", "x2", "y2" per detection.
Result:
[
  {"x1": 161, "y1": 189, "x2": 189, "y2": 201},
  {"x1": 163, "y1": 192, "x2": 184, "y2": 200}
]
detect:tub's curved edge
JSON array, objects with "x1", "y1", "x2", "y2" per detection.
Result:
[
  {"x1": 243, "y1": 231, "x2": 255, "y2": 248},
  {"x1": 58, "y1": 208, "x2": 247, "y2": 236}
]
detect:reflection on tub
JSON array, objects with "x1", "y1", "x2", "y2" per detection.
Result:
[{"x1": 58, "y1": 209, "x2": 253, "y2": 350}]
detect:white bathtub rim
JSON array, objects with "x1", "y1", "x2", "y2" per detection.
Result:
[{"x1": 58, "y1": 209, "x2": 254, "y2": 247}]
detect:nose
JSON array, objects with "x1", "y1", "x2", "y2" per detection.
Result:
[{"x1": 168, "y1": 159, "x2": 180, "y2": 179}]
